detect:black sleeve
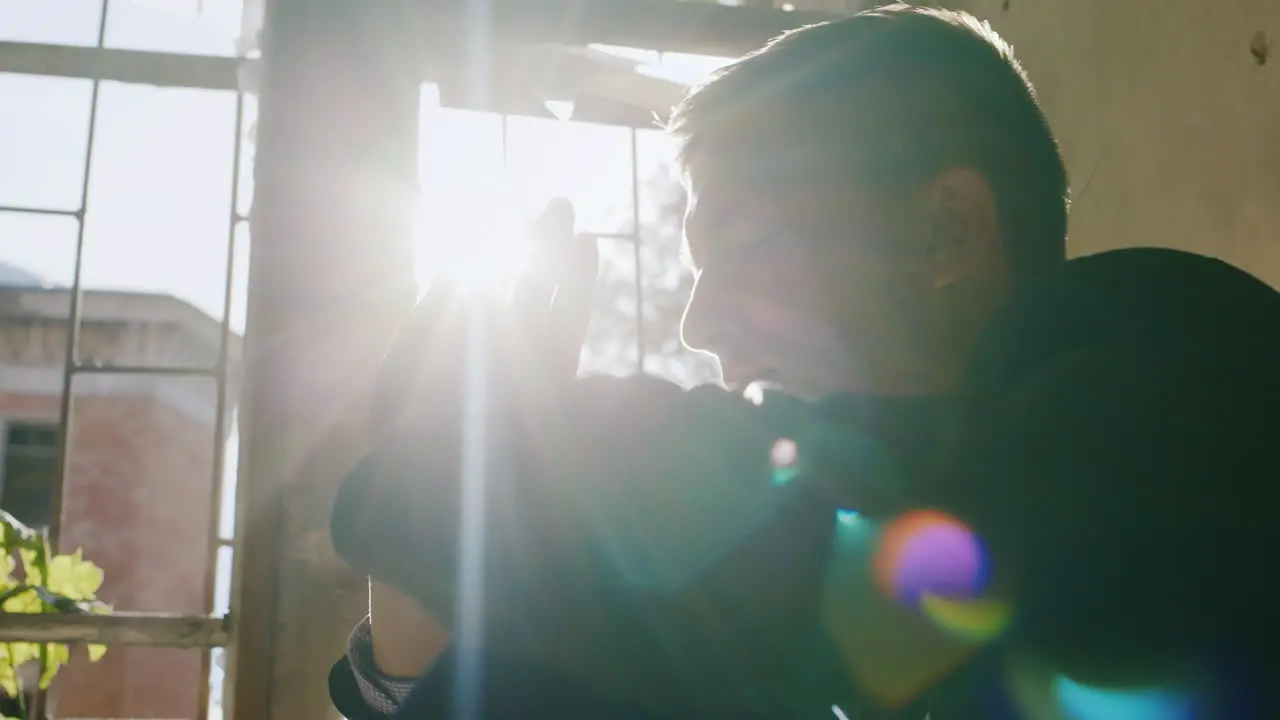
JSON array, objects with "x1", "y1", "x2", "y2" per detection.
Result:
[{"x1": 329, "y1": 654, "x2": 389, "y2": 720}]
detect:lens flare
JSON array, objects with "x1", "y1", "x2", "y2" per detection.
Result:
[
  {"x1": 1053, "y1": 676, "x2": 1196, "y2": 720},
  {"x1": 414, "y1": 189, "x2": 530, "y2": 296},
  {"x1": 873, "y1": 509, "x2": 1010, "y2": 642},
  {"x1": 770, "y1": 437, "x2": 800, "y2": 486},
  {"x1": 919, "y1": 593, "x2": 1012, "y2": 643}
]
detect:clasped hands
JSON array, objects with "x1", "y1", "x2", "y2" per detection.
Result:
[{"x1": 329, "y1": 201, "x2": 937, "y2": 712}]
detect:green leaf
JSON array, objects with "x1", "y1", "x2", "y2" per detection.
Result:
[
  {"x1": 18, "y1": 546, "x2": 43, "y2": 586},
  {"x1": 0, "y1": 514, "x2": 111, "y2": 697},
  {"x1": 0, "y1": 661, "x2": 17, "y2": 698},
  {"x1": 38, "y1": 644, "x2": 69, "y2": 689}
]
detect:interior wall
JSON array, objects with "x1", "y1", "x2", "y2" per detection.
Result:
[{"x1": 953, "y1": 0, "x2": 1280, "y2": 285}]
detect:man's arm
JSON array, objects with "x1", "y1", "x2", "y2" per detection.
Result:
[
  {"x1": 331, "y1": 582, "x2": 450, "y2": 718},
  {"x1": 370, "y1": 581, "x2": 450, "y2": 678}
]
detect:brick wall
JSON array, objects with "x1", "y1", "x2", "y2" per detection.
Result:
[
  {"x1": 0, "y1": 388, "x2": 215, "y2": 720},
  {"x1": 0, "y1": 291, "x2": 235, "y2": 720}
]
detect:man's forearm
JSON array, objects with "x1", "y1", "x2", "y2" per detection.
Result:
[{"x1": 370, "y1": 580, "x2": 451, "y2": 677}]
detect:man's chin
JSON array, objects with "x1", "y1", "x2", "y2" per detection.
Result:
[{"x1": 734, "y1": 376, "x2": 826, "y2": 402}]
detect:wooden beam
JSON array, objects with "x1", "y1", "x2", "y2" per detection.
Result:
[
  {"x1": 0, "y1": 0, "x2": 844, "y2": 94},
  {"x1": 0, "y1": 43, "x2": 683, "y2": 130},
  {"x1": 227, "y1": 1, "x2": 420, "y2": 718},
  {"x1": 409, "y1": 0, "x2": 841, "y2": 59},
  {"x1": 0, "y1": 0, "x2": 842, "y2": 94},
  {"x1": 0, "y1": 613, "x2": 229, "y2": 648},
  {"x1": 0, "y1": 41, "x2": 242, "y2": 91}
]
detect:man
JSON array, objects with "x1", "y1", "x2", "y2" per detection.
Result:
[{"x1": 330, "y1": 4, "x2": 1068, "y2": 718}]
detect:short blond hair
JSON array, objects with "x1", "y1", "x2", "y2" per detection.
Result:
[{"x1": 667, "y1": 4, "x2": 1068, "y2": 283}]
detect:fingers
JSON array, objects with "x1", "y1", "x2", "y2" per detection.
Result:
[
  {"x1": 511, "y1": 200, "x2": 574, "y2": 315},
  {"x1": 510, "y1": 199, "x2": 599, "y2": 379},
  {"x1": 547, "y1": 231, "x2": 599, "y2": 378}
]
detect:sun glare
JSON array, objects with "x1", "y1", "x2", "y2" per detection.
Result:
[{"x1": 414, "y1": 187, "x2": 531, "y2": 296}]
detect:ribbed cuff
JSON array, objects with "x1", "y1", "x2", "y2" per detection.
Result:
[{"x1": 346, "y1": 616, "x2": 422, "y2": 714}]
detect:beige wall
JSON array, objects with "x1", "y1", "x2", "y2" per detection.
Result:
[{"x1": 953, "y1": 0, "x2": 1280, "y2": 283}]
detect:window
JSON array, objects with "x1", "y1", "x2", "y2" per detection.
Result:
[
  {"x1": 0, "y1": 422, "x2": 59, "y2": 530},
  {"x1": 1, "y1": 6, "x2": 742, "y2": 719},
  {"x1": 0, "y1": 66, "x2": 247, "y2": 720}
]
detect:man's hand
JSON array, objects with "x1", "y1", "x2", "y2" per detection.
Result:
[
  {"x1": 332, "y1": 197, "x2": 950, "y2": 709},
  {"x1": 332, "y1": 199, "x2": 598, "y2": 632}
]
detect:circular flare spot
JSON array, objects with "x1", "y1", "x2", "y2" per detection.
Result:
[
  {"x1": 873, "y1": 510, "x2": 1009, "y2": 642},
  {"x1": 771, "y1": 437, "x2": 800, "y2": 486}
]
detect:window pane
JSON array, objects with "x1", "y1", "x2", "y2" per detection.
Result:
[
  {"x1": 0, "y1": 0, "x2": 103, "y2": 47},
  {"x1": 0, "y1": 213, "x2": 75, "y2": 531},
  {"x1": 208, "y1": 646, "x2": 228, "y2": 720},
  {"x1": 0, "y1": 73, "x2": 94, "y2": 211},
  {"x1": 419, "y1": 91, "x2": 504, "y2": 191},
  {"x1": 0, "y1": 212, "x2": 76, "y2": 480},
  {"x1": 104, "y1": 0, "x2": 245, "y2": 57},
  {"x1": 1, "y1": 422, "x2": 59, "y2": 529},
  {"x1": 0, "y1": 211, "x2": 79, "y2": 289},
  {"x1": 213, "y1": 542, "x2": 233, "y2": 614},
  {"x1": 63, "y1": 372, "x2": 221, "y2": 614},
  {"x1": 505, "y1": 116, "x2": 636, "y2": 235},
  {"x1": 656, "y1": 51, "x2": 736, "y2": 84},
  {"x1": 81, "y1": 82, "x2": 237, "y2": 368},
  {"x1": 227, "y1": 220, "x2": 249, "y2": 337},
  {"x1": 217, "y1": 414, "x2": 239, "y2": 540},
  {"x1": 589, "y1": 44, "x2": 661, "y2": 66},
  {"x1": 53, "y1": 646, "x2": 205, "y2": 720},
  {"x1": 417, "y1": 96, "x2": 506, "y2": 293},
  {"x1": 236, "y1": 94, "x2": 257, "y2": 219},
  {"x1": 636, "y1": 129, "x2": 720, "y2": 387},
  {"x1": 579, "y1": 236, "x2": 640, "y2": 376}
]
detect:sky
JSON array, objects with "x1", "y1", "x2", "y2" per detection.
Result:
[
  {"x1": 1, "y1": 1, "x2": 730, "y2": 715},
  {"x1": 1, "y1": 0, "x2": 731, "y2": 330}
]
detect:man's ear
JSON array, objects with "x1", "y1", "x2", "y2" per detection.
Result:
[{"x1": 923, "y1": 167, "x2": 1000, "y2": 289}]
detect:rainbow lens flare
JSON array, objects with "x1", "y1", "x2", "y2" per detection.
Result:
[
  {"x1": 872, "y1": 509, "x2": 1010, "y2": 642},
  {"x1": 1054, "y1": 676, "x2": 1196, "y2": 720}
]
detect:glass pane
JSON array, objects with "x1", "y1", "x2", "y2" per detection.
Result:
[
  {"x1": 1, "y1": 422, "x2": 59, "y2": 529},
  {"x1": 579, "y1": 236, "x2": 640, "y2": 377},
  {"x1": 52, "y1": 646, "x2": 205, "y2": 719},
  {"x1": 63, "y1": 372, "x2": 220, "y2": 613},
  {"x1": 236, "y1": 94, "x2": 257, "y2": 219},
  {"x1": 104, "y1": 0, "x2": 245, "y2": 57},
  {"x1": 0, "y1": 213, "x2": 77, "y2": 535},
  {"x1": 0, "y1": 211, "x2": 79, "y2": 288},
  {"x1": 636, "y1": 129, "x2": 720, "y2": 387},
  {"x1": 656, "y1": 51, "x2": 737, "y2": 84},
  {"x1": 217, "y1": 415, "x2": 238, "y2": 541},
  {"x1": 213, "y1": 542, "x2": 233, "y2": 614},
  {"x1": 417, "y1": 97, "x2": 506, "y2": 293},
  {"x1": 505, "y1": 116, "x2": 636, "y2": 236},
  {"x1": 0, "y1": 73, "x2": 94, "y2": 211},
  {"x1": 81, "y1": 82, "x2": 238, "y2": 367},
  {"x1": 419, "y1": 92, "x2": 504, "y2": 190},
  {"x1": 228, "y1": 221, "x2": 249, "y2": 337},
  {"x1": 208, "y1": 646, "x2": 228, "y2": 720},
  {"x1": 0, "y1": 0, "x2": 103, "y2": 46},
  {"x1": 589, "y1": 44, "x2": 661, "y2": 66}
]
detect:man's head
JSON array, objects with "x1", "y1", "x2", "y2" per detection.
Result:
[{"x1": 670, "y1": 4, "x2": 1068, "y2": 398}]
